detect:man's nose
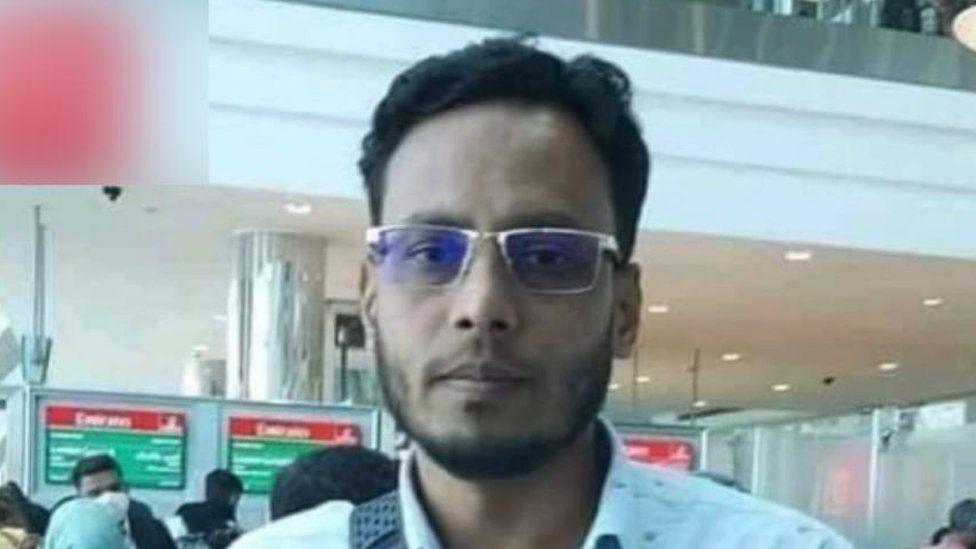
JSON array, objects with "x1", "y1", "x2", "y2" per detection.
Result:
[{"x1": 449, "y1": 239, "x2": 519, "y2": 334}]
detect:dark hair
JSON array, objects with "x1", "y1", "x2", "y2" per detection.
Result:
[
  {"x1": 359, "y1": 37, "x2": 650, "y2": 261},
  {"x1": 70, "y1": 454, "x2": 121, "y2": 487},
  {"x1": 950, "y1": 498, "x2": 976, "y2": 533},
  {"x1": 0, "y1": 483, "x2": 29, "y2": 529},
  {"x1": 205, "y1": 469, "x2": 243, "y2": 503},
  {"x1": 269, "y1": 446, "x2": 397, "y2": 520}
]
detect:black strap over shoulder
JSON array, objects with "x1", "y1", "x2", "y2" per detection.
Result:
[{"x1": 349, "y1": 490, "x2": 407, "y2": 549}]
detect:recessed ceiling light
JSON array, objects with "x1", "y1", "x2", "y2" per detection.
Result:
[
  {"x1": 193, "y1": 344, "x2": 210, "y2": 353},
  {"x1": 213, "y1": 314, "x2": 228, "y2": 322},
  {"x1": 647, "y1": 304, "x2": 670, "y2": 314},
  {"x1": 721, "y1": 353, "x2": 741, "y2": 362},
  {"x1": 922, "y1": 298, "x2": 945, "y2": 308},
  {"x1": 636, "y1": 375, "x2": 652, "y2": 384},
  {"x1": 608, "y1": 383, "x2": 621, "y2": 391},
  {"x1": 693, "y1": 400, "x2": 708, "y2": 408},
  {"x1": 784, "y1": 250, "x2": 813, "y2": 262},
  {"x1": 953, "y1": 4, "x2": 976, "y2": 53},
  {"x1": 772, "y1": 383, "x2": 792, "y2": 392},
  {"x1": 284, "y1": 202, "x2": 312, "y2": 215},
  {"x1": 877, "y1": 362, "x2": 900, "y2": 372}
]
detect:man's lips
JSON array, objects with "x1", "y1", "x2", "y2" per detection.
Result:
[{"x1": 432, "y1": 363, "x2": 531, "y2": 384}]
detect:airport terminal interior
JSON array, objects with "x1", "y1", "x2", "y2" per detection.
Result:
[{"x1": 0, "y1": 0, "x2": 974, "y2": 548}]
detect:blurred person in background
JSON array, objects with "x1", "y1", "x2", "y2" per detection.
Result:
[
  {"x1": 231, "y1": 446, "x2": 396, "y2": 547},
  {"x1": 269, "y1": 446, "x2": 397, "y2": 520},
  {"x1": 931, "y1": 526, "x2": 952, "y2": 546},
  {"x1": 924, "y1": 499, "x2": 976, "y2": 549},
  {"x1": 0, "y1": 486, "x2": 37, "y2": 549},
  {"x1": 43, "y1": 498, "x2": 127, "y2": 549},
  {"x1": 165, "y1": 469, "x2": 243, "y2": 549},
  {"x1": 0, "y1": 482, "x2": 48, "y2": 537},
  {"x1": 62, "y1": 454, "x2": 175, "y2": 549}
]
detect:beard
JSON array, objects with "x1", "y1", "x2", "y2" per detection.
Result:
[{"x1": 375, "y1": 325, "x2": 613, "y2": 481}]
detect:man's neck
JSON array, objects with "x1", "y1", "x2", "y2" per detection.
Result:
[{"x1": 414, "y1": 424, "x2": 608, "y2": 549}]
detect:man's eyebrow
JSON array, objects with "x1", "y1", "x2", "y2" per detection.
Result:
[
  {"x1": 399, "y1": 212, "x2": 472, "y2": 227},
  {"x1": 497, "y1": 212, "x2": 584, "y2": 229},
  {"x1": 398, "y1": 211, "x2": 586, "y2": 229}
]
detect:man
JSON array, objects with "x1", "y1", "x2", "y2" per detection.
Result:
[
  {"x1": 269, "y1": 446, "x2": 397, "y2": 520},
  {"x1": 232, "y1": 447, "x2": 397, "y2": 545},
  {"x1": 68, "y1": 454, "x2": 175, "y2": 549},
  {"x1": 924, "y1": 499, "x2": 976, "y2": 549},
  {"x1": 233, "y1": 38, "x2": 852, "y2": 548},
  {"x1": 167, "y1": 469, "x2": 243, "y2": 548}
]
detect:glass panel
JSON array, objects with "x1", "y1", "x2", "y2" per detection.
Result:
[
  {"x1": 704, "y1": 428, "x2": 755, "y2": 493},
  {"x1": 874, "y1": 417, "x2": 976, "y2": 548},
  {"x1": 755, "y1": 414, "x2": 874, "y2": 547}
]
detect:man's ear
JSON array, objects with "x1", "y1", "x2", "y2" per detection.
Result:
[
  {"x1": 612, "y1": 263, "x2": 642, "y2": 359},
  {"x1": 360, "y1": 260, "x2": 378, "y2": 331}
]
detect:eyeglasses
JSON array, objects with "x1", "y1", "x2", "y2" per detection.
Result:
[{"x1": 366, "y1": 225, "x2": 619, "y2": 294}]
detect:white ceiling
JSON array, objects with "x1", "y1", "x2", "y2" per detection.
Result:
[
  {"x1": 209, "y1": 0, "x2": 976, "y2": 264},
  {"x1": 1, "y1": 184, "x2": 974, "y2": 417},
  {"x1": 617, "y1": 230, "x2": 976, "y2": 417}
]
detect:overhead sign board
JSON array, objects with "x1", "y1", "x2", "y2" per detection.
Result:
[
  {"x1": 44, "y1": 404, "x2": 186, "y2": 489},
  {"x1": 227, "y1": 415, "x2": 361, "y2": 493}
]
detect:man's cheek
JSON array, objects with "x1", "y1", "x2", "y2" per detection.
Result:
[
  {"x1": 534, "y1": 311, "x2": 604, "y2": 348},
  {"x1": 381, "y1": 291, "x2": 445, "y2": 329}
]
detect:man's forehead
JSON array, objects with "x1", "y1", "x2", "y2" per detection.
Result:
[
  {"x1": 81, "y1": 470, "x2": 119, "y2": 486},
  {"x1": 397, "y1": 210, "x2": 588, "y2": 231},
  {"x1": 382, "y1": 102, "x2": 614, "y2": 230}
]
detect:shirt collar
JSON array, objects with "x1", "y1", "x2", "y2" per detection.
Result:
[
  {"x1": 397, "y1": 448, "x2": 441, "y2": 549},
  {"x1": 397, "y1": 419, "x2": 638, "y2": 549}
]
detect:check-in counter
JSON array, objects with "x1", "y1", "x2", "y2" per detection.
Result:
[{"x1": 1, "y1": 386, "x2": 381, "y2": 530}]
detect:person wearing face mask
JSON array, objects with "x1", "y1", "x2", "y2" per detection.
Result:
[
  {"x1": 55, "y1": 454, "x2": 176, "y2": 549},
  {"x1": 44, "y1": 497, "x2": 127, "y2": 549}
]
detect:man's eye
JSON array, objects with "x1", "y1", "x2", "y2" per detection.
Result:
[
  {"x1": 520, "y1": 248, "x2": 571, "y2": 267},
  {"x1": 405, "y1": 243, "x2": 449, "y2": 263}
]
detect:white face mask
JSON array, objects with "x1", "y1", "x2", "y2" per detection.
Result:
[{"x1": 94, "y1": 490, "x2": 131, "y2": 517}]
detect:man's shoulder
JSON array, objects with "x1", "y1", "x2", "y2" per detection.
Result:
[
  {"x1": 626, "y1": 463, "x2": 853, "y2": 547},
  {"x1": 129, "y1": 498, "x2": 156, "y2": 519},
  {"x1": 230, "y1": 500, "x2": 353, "y2": 549},
  {"x1": 173, "y1": 501, "x2": 199, "y2": 515}
]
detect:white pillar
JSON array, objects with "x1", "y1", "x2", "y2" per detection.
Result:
[{"x1": 226, "y1": 231, "x2": 326, "y2": 402}]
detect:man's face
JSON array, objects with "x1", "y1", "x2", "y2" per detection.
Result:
[
  {"x1": 363, "y1": 102, "x2": 641, "y2": 479},
  {"x1": 77, "y1": 469, "x2": 124, "y2": 497}
]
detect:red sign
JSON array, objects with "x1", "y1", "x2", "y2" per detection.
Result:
[
  {"x1": 229, "y1": 416, "x2": 360, "y2": 445},
  {"x1": 45, "y1": 405, "x2": 185, "y2": 435},
  {"x1": 623, "y1": 436, "x2": 695, "y2": 470}
]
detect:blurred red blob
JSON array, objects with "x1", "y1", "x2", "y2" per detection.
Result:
[{"x1": 0, "y1": 3, "x2": 140, "y2": 184}]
